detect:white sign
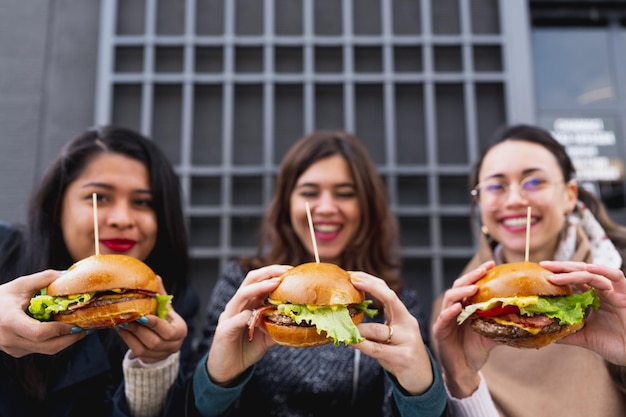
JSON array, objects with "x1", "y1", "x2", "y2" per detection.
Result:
[{"x1": 550, "y1": 117, "x2": 623, "y2": 182}]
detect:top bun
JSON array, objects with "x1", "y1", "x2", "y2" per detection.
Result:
[
  {"x1": 47, "y1": 254, "x2": 158, "y2": 296},
  {"x1": 469, "y1": 261, "x2": 572, "y2": 304},
  {"x1": 270, "y1": 262, "x2": 364, "y2": 306}
]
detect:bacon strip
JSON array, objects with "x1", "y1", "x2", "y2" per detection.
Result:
[
  {"x1": 248, "y1": 305, "x2": 274, "y2": 341},
  {"x1": 502, "y1": 313, "x2": 554, "y2": 328}
]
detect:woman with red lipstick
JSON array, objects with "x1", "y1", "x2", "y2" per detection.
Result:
[
  {"x1": 0, "y1": 126, "x2": 198, "y2": 417},
  {"x1": 181, "y1": 130, "x2": 446, "y2": 417},
  {"x1": 430, "y1": 124, "x2": 626, "y2": 416}
]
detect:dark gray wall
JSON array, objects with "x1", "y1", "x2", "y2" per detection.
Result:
[{"x1": 0, "y1": 0, "x2": 100, "y2": 225}]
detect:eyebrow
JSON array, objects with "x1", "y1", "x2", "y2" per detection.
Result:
[
  {"x1": 482, "y1": 168, "x2": 545, "y2": 181},
  {"x1": 295, "y1": 182, "x2": 356, "y2": 189},
  {"x1": 81, "y1": 182, "x2": 152, "y2": 194}
]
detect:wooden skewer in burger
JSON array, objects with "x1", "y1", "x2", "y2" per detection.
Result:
[
  {"x1": 457, "y1": 206, "x2": 599, "y2": 349},
  {"x1": 28, "y1": 193, "x2": 171, "y2": 329},
  {"x1": 248, "y1": 202, "x2": 377, "y2": 347}
]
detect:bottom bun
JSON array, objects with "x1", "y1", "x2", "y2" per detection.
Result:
[
  {"x1": 264, "y1": 322, "x2": 333, "y2": 347},
  {"x1": 472, "y1": 318, "x2": 585, "y2": 349},
  {"x1": 264, "y1": 311, "x2": 364, "y2": 348},
  {"x1": 54, "y1": 297, "x2": 157, "y2": 329}
]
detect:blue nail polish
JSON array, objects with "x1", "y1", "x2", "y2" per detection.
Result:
[
  {"x1": 86, "y1": 329, "x2": 95, "y2": 335},
  {"x1": 117, "y1": 323, "x2": 128, "y2": 329},
  {"x1": 70, "y1": 326, "x2": 83, "y2": 334},
  {"x1": 137, "y1": 316, "x2": 149, "y2": 325}
]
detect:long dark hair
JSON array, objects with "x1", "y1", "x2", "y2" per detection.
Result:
[
  {"x1": 470, "y1": 123, "x2": 626, "y2": 258},
  {"x1": 243, "y1": 130, "x2": 402, "y2": 293},
  {"x1": 0, "y1": 125, "x2": 189, "y2": 399}
]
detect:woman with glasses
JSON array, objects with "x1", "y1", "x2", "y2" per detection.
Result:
[{"x1": 430, "y1": 124, "x2": 626, "y2": 416}]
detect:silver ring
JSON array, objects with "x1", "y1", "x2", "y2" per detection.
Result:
[{"x1": 385, "y1": 324, "x2": 394, "y2": 344}]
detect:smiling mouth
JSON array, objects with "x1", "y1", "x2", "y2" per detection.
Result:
[
  {"x1": 100, "y1": 239, "x2": 136, "y2": 252},
  {"x1": 501, "y1": 217, "x2": 537, "y2": 228},
  {"x1": 314, "y1": 224, "x2": 341, "y2": 233}
]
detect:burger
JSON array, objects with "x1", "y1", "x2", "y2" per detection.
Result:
[
  {"x1": 28, "y1": 254, "x2": 172, "y2": 329},
  {"x1": 456, "y1": 261, "x2": 599, "y2": 349},
  {"x1": 248, "y1": 262, "x2": 378, "y2": 347}
]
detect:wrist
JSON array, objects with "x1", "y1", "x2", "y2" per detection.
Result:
[
  {"x1": 443, "y1": 368, "x2": 481, "y2": 399},
  {"x1": 206, "y1": 361, "x2": 250, "y2": 388}
]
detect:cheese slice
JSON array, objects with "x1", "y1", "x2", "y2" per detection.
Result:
[{"x1": 491, "y1": 316, "x2": 543, "y2": 335}]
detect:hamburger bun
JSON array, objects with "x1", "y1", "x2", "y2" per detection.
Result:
[
  {"x1": 269, "y1": 262, "x2": 364, "y2": 306},
  {"x1": 53, "y1": 296, "x2": 157, "y2": 329},
  {"x1": 470, "y1": 261, "x2": 572, "y2": 304},
  {"x1": 48, "y1": 254, "x2": 159, "y2": 296},
  {"x1": 263, "y1": 321, "x2": 335, "y2": 348},
  {"x1": 263, "y1": 262, "x2": 365, "y2": 347}
]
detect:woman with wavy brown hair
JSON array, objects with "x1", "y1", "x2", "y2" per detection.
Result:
[{"x1": 186, "y1": 130, "x2": 446, "y2": 417}]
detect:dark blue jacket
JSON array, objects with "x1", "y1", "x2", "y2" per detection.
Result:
[
  {"x1": 0, "y1": 286, "x2": 198, "y2": 417},
  {"x1": 0, "y1": 222, "x2": 199, "y2": 417}
]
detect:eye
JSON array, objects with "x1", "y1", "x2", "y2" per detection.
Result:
[
  {"x1": 335, "y1": 192, "x2": 356, "y2": 199},
  {"x1": 482, "y1": 182, "x2": 506, "y2": 194},
  {"x1": 298, "y1": 190, "x2": 319, "y2": 199},
  {"x1": 521, "y1": 176, "x2": 546, "y2": 192},
  {"x1": 334, "y1": 186, "x2": 357, "y2": 199},
  {"x1": 90, "y1": 193, "x2": 108, "y2": 203},
  {"x1": 133, "y1": 197, "x2": 154, "y2": 208}
]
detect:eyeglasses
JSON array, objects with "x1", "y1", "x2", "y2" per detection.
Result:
[{"x1": 471, "y1": 176, "x2": 561, "y2": 204}]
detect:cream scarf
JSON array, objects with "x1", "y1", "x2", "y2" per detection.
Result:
[{"x1": 553, "y1": 201, "x2": 622, "y2": 269}]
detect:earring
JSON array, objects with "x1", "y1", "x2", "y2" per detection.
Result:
[{"x1": 481, "y1": 225, "x2": 489, "y2": 236}]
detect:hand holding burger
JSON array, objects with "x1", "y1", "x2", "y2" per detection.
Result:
[
  {"x1": 432, "y1": 260, "x2": 600, "y2": 399},
  {"x1": 539, "y1": 261, "x2": 626, "y2": 366},
  {"x1": 206, "y1": 264, "x2": 289, "y2": 386},
  {"x1": 0, "y1": 269, "x2": 87, "y2": 358},
  {"x1": 348, "y1": 270, "x2": 436, "y2": 396},
  {"x1": 207, "y1": 262, "x2": 436, "y2": 396}
]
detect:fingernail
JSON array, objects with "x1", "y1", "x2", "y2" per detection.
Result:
[
  {"x1": 86, "y1": 329, "x2": 95, "y2": 335},
  {"x1": 137, "y1": 316, "x2": 149, "y2": 325},
  {"x1": 70, "y1": 326, "x2": 83, "y2": 334},
  {"x1": 117, "y1": 323, "x2": 128, "y2": 329}
]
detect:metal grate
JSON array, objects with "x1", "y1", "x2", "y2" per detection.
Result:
[{"x1": 95, "y1": 0, "x2": 534, "y2": 332}]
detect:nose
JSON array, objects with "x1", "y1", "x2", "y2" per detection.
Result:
[
  {"x1": 313, "y1": 191, "x2": 338, "y2": 214},
  {"x1": 105, "y1": 201, "x2": 135, "y2": 229},
  {"x1": 503, "y1": 183, "x2": 528, "y2": 205}
]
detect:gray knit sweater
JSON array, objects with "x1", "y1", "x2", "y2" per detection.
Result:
[{"x1": 195, "y1": 260, "x2": 433, "y2": 417}]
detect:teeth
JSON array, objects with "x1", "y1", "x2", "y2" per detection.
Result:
[
  {"x1": 502, "y1": 217, "x2": 535, "y2": 227},
  {"x1": 315, "y1": 224, "x2": 340, "y2": 233}
]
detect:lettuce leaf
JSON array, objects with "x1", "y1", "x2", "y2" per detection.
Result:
[
  {"x1": 278, "y1": 301, "x2": 378, "y2": 346},
  {"x1": 520, "y1": 289, "x2": 599, "y2": 325},
  {"x1": 28, "y1": 293, "x2": 95, "y2": 320},
  {"x1": 155, "y1": 293, "x2": 173, "y2": 320}
]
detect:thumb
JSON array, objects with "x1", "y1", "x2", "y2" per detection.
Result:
[
  {"x1": 156, "y1": 275, "x2": 168, "y2": 295},
  {"x1": 19, "y1": 269, "x2": 65, "y2": 295}
]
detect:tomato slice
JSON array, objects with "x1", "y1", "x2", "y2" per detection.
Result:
[{"x1": 475, "y1": 304, "x2": 520, "y2": 318}]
